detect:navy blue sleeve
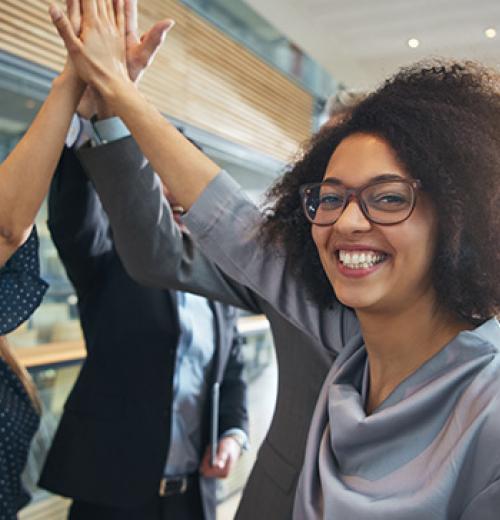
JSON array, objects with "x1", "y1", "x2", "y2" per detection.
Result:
[{"x1": 0, "y1": 227, "x2": 48, "y2": 335}]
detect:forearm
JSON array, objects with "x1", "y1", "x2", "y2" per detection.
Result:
[
  {"x1": 105, "y1": 80, "x2": 220, "y2": 210},
  {"x1": 0, "y1": 72, "x2": 84, "y2": 261}
]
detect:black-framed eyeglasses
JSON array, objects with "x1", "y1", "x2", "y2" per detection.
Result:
[{"x1": 299, "y1": 178, "x2": 422, "y2": 226}]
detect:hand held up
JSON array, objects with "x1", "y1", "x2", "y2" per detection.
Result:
[
  {"x1": 50, "y1": 0, "x2": 131, "y2": 102},
  {"x1": 72, "y1": 0, "x2": 174, "y2": 119}
]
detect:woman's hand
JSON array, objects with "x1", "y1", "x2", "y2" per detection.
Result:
[
  {"x1": 72, "y1": 0, "x2": 174, "y2": 119},
  {"x1": 50, "y1": 0, "x2": 131, "y2": 102}
]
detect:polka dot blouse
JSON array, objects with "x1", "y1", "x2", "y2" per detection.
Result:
[
  {"x1": 0, "y1": 228, "x2": 48, "y2": 335},
  {"x1": 0, "y1": 360, "x2": 39, "y2": 518},
  {"x1": 0, "y1": 228, "x2": 47, "y2": 518}
]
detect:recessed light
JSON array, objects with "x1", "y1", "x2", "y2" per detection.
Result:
[
  {"x1": 408, "y1": 38, "x2": 420, "y2": 49},
  {"x1": 485, "y1": 28, "x2": 497, "y2": 39}
]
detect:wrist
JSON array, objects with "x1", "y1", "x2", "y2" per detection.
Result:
[
  {"x1": 53, "y1": 69, "x2": 84, "y2": 92},
  {"x1": 224, "y1": 432, "x2": 248, "y2": 452},
  {"x1": 98, "y1": 75, "x2": 136, "y2": 113},
  {"x1": 52, "y1": 71, "x2": 85, "y2": 103},
  {"x1": 95, "y1": 102, "x2": 116, "y2": 121}
]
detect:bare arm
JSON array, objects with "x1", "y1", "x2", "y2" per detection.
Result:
[
  {"x1": 0, "y1": 68, "x2": 84, "y2": 266},
  {"x1": 106, "y1": 87, "x2": 219, "y2": 209},
  {"x1": 0, "y1": 0, "x2": 86, "y2": 267}
]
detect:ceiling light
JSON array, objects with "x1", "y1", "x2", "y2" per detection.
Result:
[
  {"x1": 485, "y1": 28, "x2": 497, "y2": 39},
  {"x1": 407, "y1": 38, "x2": 420, "y2": 49}
]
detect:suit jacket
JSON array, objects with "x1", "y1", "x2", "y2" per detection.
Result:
[
  {"x1": 75, "y1": 137, "x2": 360, "y2": 519},
  {"x1": 38, "y1": 148, "x2": 248, "y2": 520}
]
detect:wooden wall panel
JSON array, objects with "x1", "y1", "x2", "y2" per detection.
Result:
[{"x1": 0, "y1": 0, "x2": 313, "y2": 161}]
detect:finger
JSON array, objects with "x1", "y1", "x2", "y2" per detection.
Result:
[
  {"x1": 50, "y1": 3, "x2": 81, "y2": 53},
  {"x1": 220, "y1": 453, "x2": 233, "y2": 477},
  {"x1": 140, "y1": 19, "x2": 174, "y2": 58},
  {"x1": 67, "y1": 0, "x2": 81, "y2": 34},
  {"x1": 81, "y1": 0, "x2": 97, "y2": 22},
  {"x1": 214, "y1": 448, "x2": 229, "y2": 469},
  {"x1": 115, "y1": 0, "x2": 125, "y2": 35},
  {"x1": 199, "y1": 449, "x2": 212, "y2": 476},
  {"x1": 209, "y1": 455, "x2": 229, "y2": 478},
  {"x1": 105, "y1": 0, "x2": 116, "y2": 25},
  {"x1": 96, "y1": 0, "x2": 109, "y2": 21},
  {"x1": 124, "y1": 0, "x2": 138, "y2": 37}
]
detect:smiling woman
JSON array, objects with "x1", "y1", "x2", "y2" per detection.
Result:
[
  {"x1": 256, "y1": 61, "x2": 500, "y2": 517},
  {"x1": 50, "y1": 4, "x2": 500, "y2": 514}
]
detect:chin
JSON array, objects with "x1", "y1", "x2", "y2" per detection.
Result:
[
  {"x1": 336, "y1": 294, "x2": 375, "y2": 311},
  {"x1": 330, "y1": 280, "x2": 384, "y2": 312}
]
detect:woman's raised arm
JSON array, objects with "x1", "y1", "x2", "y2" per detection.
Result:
[{"x1": 0, "y1": 3, "x2": 84, "y2": 265}]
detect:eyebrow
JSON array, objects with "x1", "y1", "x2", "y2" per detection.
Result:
[{"x1": 323, "y1": 173, "x2": 406, "y2": 185}]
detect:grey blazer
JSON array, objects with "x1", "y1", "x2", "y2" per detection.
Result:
[{"x1": 77, "y1": 137, "x2": 360, "y2": 519}]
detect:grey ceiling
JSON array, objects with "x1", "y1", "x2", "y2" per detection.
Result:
[{"x1": 244, "y1": 0, "x2": 500, "y2": 88}]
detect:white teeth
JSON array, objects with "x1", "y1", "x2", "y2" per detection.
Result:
[{"x1": 338, "y1": 250, "x2": 386, "y2": 269}]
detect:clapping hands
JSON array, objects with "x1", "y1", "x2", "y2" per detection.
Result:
[{"x1": 50, "y1": 0, "x2": 174, "y2": 116}]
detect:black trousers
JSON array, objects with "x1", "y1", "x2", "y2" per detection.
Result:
[{"x1": 68, "y1": 481, "x2": 204, "y2": 520}]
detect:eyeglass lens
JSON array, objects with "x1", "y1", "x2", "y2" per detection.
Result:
[{"x1": 304, "y1": 181, "x2": 415, "y2": 225}]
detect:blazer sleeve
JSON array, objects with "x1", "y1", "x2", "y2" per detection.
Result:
[
  {"x1": 76, "y1": 137, "x2": 262, "y2": 313},
  {"x1": 218, "y1": 323, "x2": 249, "y2": 436},
  {"x1": 184, "y1": 172, "x2": 360, "y2": 354},
  {"x1": 48, "y1": 146, "x2": 113, "y2": 294}
]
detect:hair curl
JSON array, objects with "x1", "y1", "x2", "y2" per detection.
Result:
[{"x1": 261, "y1": 60, "x2": 500, "y2": 325}]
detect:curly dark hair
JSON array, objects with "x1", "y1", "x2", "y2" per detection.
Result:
[{"x1": 261, "y1": 60, "x2": 500, "y2": 325}]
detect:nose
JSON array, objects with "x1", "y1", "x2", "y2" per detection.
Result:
[{"x1": 333, "y1": 199, "x2": 372, "y2": 234}]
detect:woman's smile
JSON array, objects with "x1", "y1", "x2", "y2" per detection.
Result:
[{"x1": 335, "y1": 246, "x2": 389, "y2": 277}]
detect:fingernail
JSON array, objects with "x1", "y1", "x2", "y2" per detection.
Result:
[{"x1": 49, "y1": 4, "x2": 62, "y2": 21}]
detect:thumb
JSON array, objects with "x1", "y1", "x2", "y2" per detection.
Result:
[
  {"x1": 139, "y1": 19, "x2": 175, "y2": 57},
  {"x1": 49, "y1": 3, "x2": 81, "y2": 53}
]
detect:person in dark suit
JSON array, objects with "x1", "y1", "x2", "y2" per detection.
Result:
[{"x1": 38, "y1": 146, "x2": 248, "y2": 520}]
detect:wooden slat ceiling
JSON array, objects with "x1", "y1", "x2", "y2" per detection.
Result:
[{"x1": 0, "y1": 0, "x2": 314, "y2": 162}]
